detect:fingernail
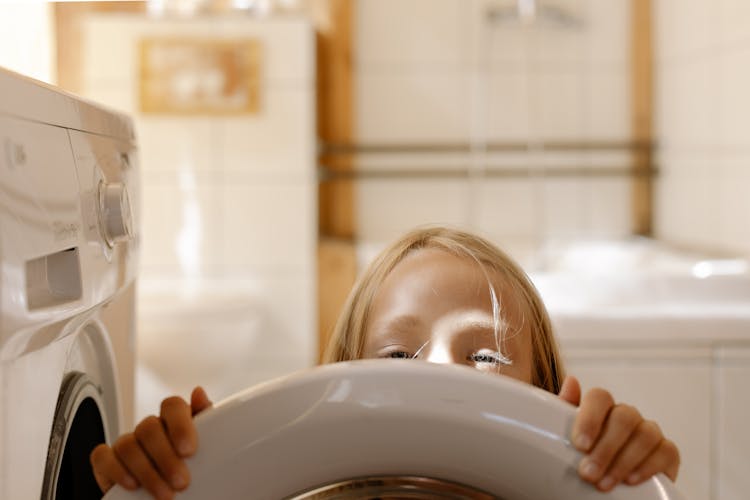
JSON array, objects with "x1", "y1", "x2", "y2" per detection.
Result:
[
  {"x1": 579, "y1": 458, "x2": 599, "y2": 480},
  {"x1": 122, "y1": 474, "x2": 138, "y2": 489},
  {"x1": 627, "y1": 472, "x2": 640, "y2": 484},
  {"x1": 178, "y1": 440, "x2": 192, "y2": 456},
  {"x1": 155, "y1": 483, "x2": 173, "y2": 500},
  {"x1": 598, "y1": 475, "x2": 615, "y2": 491},
  {"x1": 172, "y1": 472, "x2": 187, "y2": 489},
  {"x1": 574, "y1": 433, "x2": 592, "y2": 451}
]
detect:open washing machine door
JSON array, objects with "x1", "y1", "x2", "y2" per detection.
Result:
[{"x1": 105, "y1": 360, "x2": 684, "y2": 500}]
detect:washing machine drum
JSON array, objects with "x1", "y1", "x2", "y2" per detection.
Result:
[{"x1": 105, "y1": 360, "x2": 683, "y2": 500}]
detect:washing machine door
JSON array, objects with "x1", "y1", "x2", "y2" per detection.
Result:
[{"x1": 105, "y1": 360, "x2": 684, "y2": 499}]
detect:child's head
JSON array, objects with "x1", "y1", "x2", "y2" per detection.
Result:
[{"x1": 322, "y1": 226, "x2": 564, "y2": 394}]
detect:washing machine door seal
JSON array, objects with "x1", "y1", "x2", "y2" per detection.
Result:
[
  {"x1": 105, "y1": 360, "x2": 684, "y2": 500},
  {"x1": 42, "y1": 371, "x2": 109, "y2": 500}
]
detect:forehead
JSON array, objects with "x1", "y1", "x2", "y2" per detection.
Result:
[{"x1": 368, "y1": 248, "x2": 519, "y2": 325}]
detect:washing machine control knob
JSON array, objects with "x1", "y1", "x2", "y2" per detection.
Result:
[{"x1": 99, "y1": 182, "x2": 133, "y2": 246}]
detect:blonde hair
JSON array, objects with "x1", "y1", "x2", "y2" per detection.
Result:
[{"x1": 322, "y1": 226, "x2": 565, "y2": 394}]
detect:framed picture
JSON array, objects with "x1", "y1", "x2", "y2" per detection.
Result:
[{"x1": 139, "y1": 38, "x2": 261, "y2": 115}]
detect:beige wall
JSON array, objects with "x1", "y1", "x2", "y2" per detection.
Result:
[
  {"x1": 352, "y1": 0, "x2": 633, "y2": 264},
  {"x1": 0, "y1": 3, "x2": 55, "y2": 84},
  {"x1": 655, "y1": 0, "x2": 750, "y2": 255}
]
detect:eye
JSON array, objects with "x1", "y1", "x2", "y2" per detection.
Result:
[
  {"x1": 468, "y1": 351, "x2": 509, "y2": 365},
  {"x1": 386, "y1": 350, "x2": 412, "y2": 359}
]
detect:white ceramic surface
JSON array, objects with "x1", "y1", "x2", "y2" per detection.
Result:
[{"x1": 105, "y1": 360, "x2": 683, "y2": 500}]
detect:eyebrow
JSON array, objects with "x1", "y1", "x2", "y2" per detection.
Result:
[
  {"x1": 374, "y1": 314, "x2": 424, "y2": 335},
  {"x1": 434, "y1": 310, "x2": 498, "y2": 336}
]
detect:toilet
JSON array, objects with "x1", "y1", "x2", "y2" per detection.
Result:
[
  {"x1": 105, "y1": 360, "x2": 684, "y2": 499},
  {"x1": 0, "y1": 67, "x2": 138, "y2": 499}
]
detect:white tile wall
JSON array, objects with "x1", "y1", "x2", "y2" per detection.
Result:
[
  {"x1": 356, "y1": 178, "x2": 471, "y2": 244},
  {"x1": 356, "y1": 72, "x2": 473, "y2": 143},
  {"x1": 357, "y1": 0, "x2": 468, "y2": 68},
  {"x1": 475, "y1": 178, "x2": 540, "y2": 239},
  {"x1": 221, "y1": 89, "x2": 315, "y2": 182},
  {"x1": 139, "y1": 183, "x2": 223, "y2": 279},
  {"x1": 221, "y1": 182, "x2": 315, "y2": 276},
  {"x1": 82, "y1": 15, "x2": 318, "y2": 413},
  {"x1": 355, "y1": 0, "x2": 632, "y2": 250},
  {"x1": 0, "y1": 3, "x2": 55, "y2": 84},
  {"x1": 655, "y1": 0, "x2": 750, "y2": 254}
]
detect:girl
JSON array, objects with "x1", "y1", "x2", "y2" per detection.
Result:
[{"x1": 91, "y1": 227, "x2": 680, "y2": 499}]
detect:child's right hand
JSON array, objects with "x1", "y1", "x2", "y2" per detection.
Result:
[{"x1": 90, "y1": 387, "x2": 212, "y2": 500}]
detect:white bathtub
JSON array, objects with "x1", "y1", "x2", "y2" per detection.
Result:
[{"x1": 528, "y1": 239, "x2": 750, "y2": 344}]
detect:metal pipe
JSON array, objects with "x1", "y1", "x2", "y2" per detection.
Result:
[
  {"x1": 319, "y1": 140, "x2": 653, "y2": 155},
  {"x1": 318, "y1": 165, "x2": 658, "y2": 181}
]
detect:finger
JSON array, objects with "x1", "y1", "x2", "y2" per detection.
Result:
[
  {"x1": 191, "y1": 386, "x2": 212, "y2": 416},
  {"x1": 161, "y1": 396, "x2": 198, "y2": 457},
  {"x1": 572, "y1": 387, "x2": 615, "y2": 452},
  {"x1": 113, "y1": 432, "x2": 174, "y2": 500},
  {"x1": 90, "y1": 443, "x2": 138, "y2": 493},
  {"x1": 558, "y1": 375, "x2": 581, "y2": 407},
  {"x1": 578, "y1": 404, "x2": 642, "y2": 486},
  {"x1": 595, "y1": 419, "x2": 662, "y2": 491},
  {"x1": 134, "y1": 415, "x2": 191, "y2": 491},
  {"x1": 626, "y1": 438, "x2": 681, "y2": 484}
]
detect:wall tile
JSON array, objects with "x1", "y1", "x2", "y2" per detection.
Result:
[
  {"x1": 356, "y1": 178, "x2": 470, "y2": 243},
  {"x1": 718, "y1": 0, "x2": 750, "y2": 48},
  {"x1": 221, "y1": 88, "x2": 315, "y2": 181},
  {"x1": 528, "y1": 71, "x2": 584, "y2": 140},
  {"x1": 585, "y1": 178, "x2": 631, "y2": 237},
  {"x1": 540, "y1": 178, "x2": 586, "y2": 238},
  {"x1": 654, "y1": 0, "x2": 719, "y2": 61},
  {"x1": 583, "y1": 0, "x2": 629, "y2": 65},
  {"x1": 357, "y1": 0, "x2": 467, "y2": 68},
  {"x1": 139, "y1": 183, "x2": 222, "y2": 280},
  {"x1": 720, "y1": 46, "x2": 750, "y2": 150},
  {"x1": 355, "y1": 72, "x2": 472, "y2": 143},
  {"x1": 486, "y1": 72, "x2": 531, "y2": 141},
  {"x1": 137, "y1": 117, "x2": 219, "y2": 173},
  {"x1": 475, "y1": 178, "x2": 539, "y2": 238},
  {"x1": 221, "y1": 183, "x2": 316, "y2": 276},
  {"x1": 583, "y1": 69, "x2": 629, "y2": 140}
]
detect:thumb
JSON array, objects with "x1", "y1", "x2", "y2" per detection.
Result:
[
  {"x1": 558, "y1": 375, "x2": 581, "y2": 407},
  {"x1": 191, "y1": 386, "x2": 213, "y2": 416}
]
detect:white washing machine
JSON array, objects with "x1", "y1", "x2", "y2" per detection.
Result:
[
  {"x1": 106, "y1": 361, "x2": 685, "y2": 500},
  {"x1": 0, "y1": 67, "x2": 138, "y2": 499}
]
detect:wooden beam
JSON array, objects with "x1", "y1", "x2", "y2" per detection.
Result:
[
  {"x1": 630, "y1": 0, "x2": 654, "y2": 236},
  {"x1": 310, "y1": 0, "x2": 357, "y2": 362},
  {"x1": 313, "y1": 0, "x2": 355, "y2": 238}
]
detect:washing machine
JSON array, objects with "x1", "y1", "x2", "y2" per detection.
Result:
[
  {"x1": 106, "y1": 361, "x2": 685, "y2": 500},
  {"x1": 0, "y1": 67, "x2": 138, "y2": 498}
]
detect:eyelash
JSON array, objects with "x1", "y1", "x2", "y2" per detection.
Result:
[
  {"x1": 469, "y1": 352, "x2": 506, "y2": 365},
  {"x1": 380, "y1": 350, "x2": 507, "y2": 365},
  {"x1": 383, "y1": 350, "x2": 412, "y2": 359}
]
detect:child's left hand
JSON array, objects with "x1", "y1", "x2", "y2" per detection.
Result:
[{"x1": 558, "y1": 376, "x2": 680, "y2": 492}]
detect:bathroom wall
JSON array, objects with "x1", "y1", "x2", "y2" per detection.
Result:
[
  {"x1": 0, "y1": 3, "x2": 55, "y2": 84},
  {"x1": 352, "y1": 0, "x2": 633, "y2": 264},
  {"x1": 79, "y1": 14, "x2": 317, "y2": 410},
  {"x1": 654, "y1": 0, "x2": 750, "y2": 255}
]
